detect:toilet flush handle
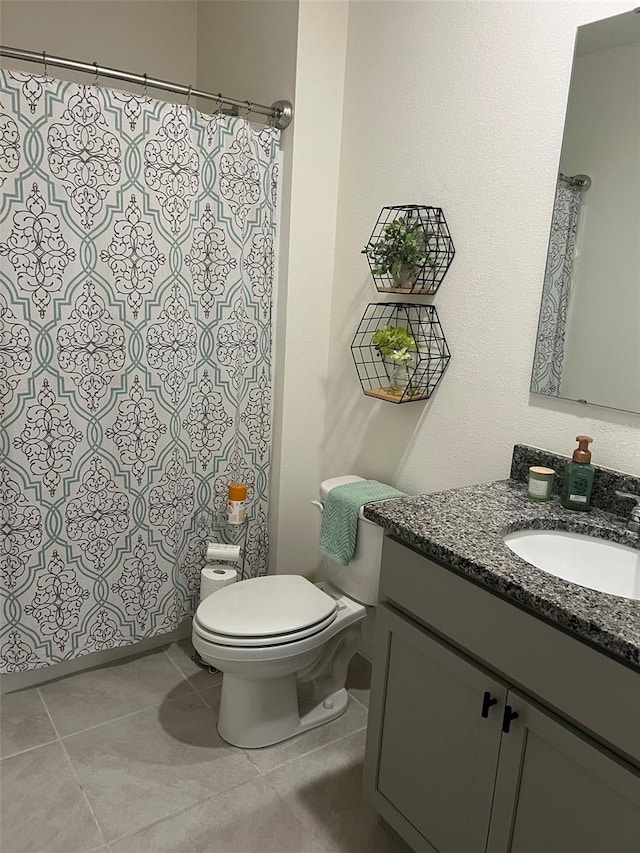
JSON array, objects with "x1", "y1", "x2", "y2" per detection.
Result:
[{"x1": 310, "y1": 498, "x2": 377, "y2": 526}]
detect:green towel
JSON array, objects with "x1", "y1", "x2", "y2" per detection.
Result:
[{"x1": 319, "y1": 480, "x2": 406, "y2": 566}]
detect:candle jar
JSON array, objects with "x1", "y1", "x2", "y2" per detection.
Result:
[{"x1": 527, "y1": 466, "x2": 555, "y2": 502}]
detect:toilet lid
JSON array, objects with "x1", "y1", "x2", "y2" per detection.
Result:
[{"x1": 196, "y1": 575, "x2": 338, "y2": 640}]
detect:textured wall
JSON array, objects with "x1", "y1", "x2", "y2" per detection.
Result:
[
  {"x1": 269, "y1": 0, "x2": 348, "y2": 576},
  {"x1": 320, "y1": 0, "x2": 639, "y2": 517}
]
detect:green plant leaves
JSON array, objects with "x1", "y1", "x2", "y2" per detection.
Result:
[
  {"x1": 372, "y1": 325, "x2": 418, "y2": 362},
  {"x1": 362, "y1": 216, "x2": 429, "y2": 277}
]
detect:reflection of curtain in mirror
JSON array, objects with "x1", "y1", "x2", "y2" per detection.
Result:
[{"x1": 531, "y1": 183, "x2": 581, "y2": 395}]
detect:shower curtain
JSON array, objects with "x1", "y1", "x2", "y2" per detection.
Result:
[
  {"x1": 531, "y1": 182, "x2": 581, "y2": 395},
  {"x1": 0, "y1": 70, "x2": 279, "y2": 673}
]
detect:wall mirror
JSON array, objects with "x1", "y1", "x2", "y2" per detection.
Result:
[{"x1": 530, "y1": 9, "x2": 640, "y2": 414}]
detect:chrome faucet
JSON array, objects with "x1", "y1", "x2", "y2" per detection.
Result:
[{"x1": 614, "y1": 491, "x2": 640, "y2": 533}]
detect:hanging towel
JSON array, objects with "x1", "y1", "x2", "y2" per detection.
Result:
[{"x1": 319, "y1": 480, "x2": 406, "y2": 566}]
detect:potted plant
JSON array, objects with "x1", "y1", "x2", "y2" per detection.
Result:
[
  {"x1": 372, "y1": 325, "x2": 421, "y2": 395},
  {"x1": 362, "y1": 217, "x2": 432, "y2": 288}
]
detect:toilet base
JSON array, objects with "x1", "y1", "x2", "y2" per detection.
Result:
[
  {"x1": 217, "y1": 671, "x2": 350, "y2": 748},
  {"x1": 195, "y1": 582, "x2": 366, "y2": 748}
]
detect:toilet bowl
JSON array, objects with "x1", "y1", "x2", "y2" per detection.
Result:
[
  {"x1": 192, "y1": 474, "x2": 385, "y2": 749},
  {"x1": 192, "y1": 575, "x2": 366, "y2": 747}
]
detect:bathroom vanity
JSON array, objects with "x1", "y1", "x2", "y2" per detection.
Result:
[{"x1": 362, "y1": 462, "x2": 640, "y2": 853}]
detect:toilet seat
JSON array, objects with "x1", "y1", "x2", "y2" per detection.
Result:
[
  {"x1": 194, "y1": 574, "x2": 338, "y2": 648},
  {"x1": 193, "y1": 609, "x2": 338, "y2": 647}
]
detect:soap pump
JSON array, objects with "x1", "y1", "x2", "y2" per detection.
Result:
[{"x1": 561, "y1": 435, "x2": 595, "y2": 511}]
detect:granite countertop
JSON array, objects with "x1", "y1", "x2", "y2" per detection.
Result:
[{"x1": 363, "y1": 479, "x2": 640, "y2": 669}]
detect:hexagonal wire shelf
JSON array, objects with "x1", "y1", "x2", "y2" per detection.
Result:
[
  {"x1": 362, "y1": 205, "x2": 455, "y2": 295},
  {"x1": 351, "y1": 303, "x2": 451, "y2": 403}
]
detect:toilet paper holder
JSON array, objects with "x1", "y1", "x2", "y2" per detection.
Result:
[{"x1": 206, "y1": 541, "x2": 241, "y2": 563}]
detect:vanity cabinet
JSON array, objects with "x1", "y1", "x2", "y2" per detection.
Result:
[
  {"x1": 364, "y1": 537, "x2": 640, "y2": 853},
  {"x1": 487, "y1": 689, "x2": 639, "y2": 853},
  {"x1": 372, "y1": 604, "x2": 505, "y2": 851}
]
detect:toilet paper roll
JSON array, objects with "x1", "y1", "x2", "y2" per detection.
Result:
[
  {"x1": 206, "y1": 542, "x2": 241, "y2": 562},
  {"x1": 200, "y1": 566, "x2": 237, "y2": 602}
]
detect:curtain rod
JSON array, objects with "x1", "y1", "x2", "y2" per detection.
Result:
[
  {"x1": 0, "y1": 45, "x2": 293, "y2": 130},
  {"x1": 559, "y1": 172, "x2": 591, "y2": 191}
]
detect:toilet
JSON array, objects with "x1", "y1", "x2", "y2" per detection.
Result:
[{"x1": 192, "y1": 475, "x2": 385, "y2": 748}]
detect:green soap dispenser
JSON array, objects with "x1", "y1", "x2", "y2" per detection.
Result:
[{"x1": 561, "y1": 435, "x2": 595, "y2": 511}]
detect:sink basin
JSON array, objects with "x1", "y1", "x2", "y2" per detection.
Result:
[{"x1": 503, "y1": 530, "x2": 640, "y2": 600}]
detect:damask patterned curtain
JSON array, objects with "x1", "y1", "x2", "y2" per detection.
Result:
[
  {"x1": 0, "y1": 71, "x2": 278, "y2": 673},
  {"x1": 531, "y1": 182, "x2": 581, "y2": 395}
]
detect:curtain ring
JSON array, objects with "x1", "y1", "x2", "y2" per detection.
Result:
[
  {"x1": 93, "y1": 61, "x2": 100, "y2": 87},
  {"x1": 186, "y1": 84, "x2": 192, "y2": 107},
  {"x1": 244, "y1": 100, "x2": 253, "y2": 119},
  {"x1": 42, "y1": 50, "x2": 48, "y2": 78},
  {"x1": 216, "y1": 93, "x2": 223, "y2": 116},
  {"x1": 142, "y1": 72, "x2": 148, "y2": 99}
]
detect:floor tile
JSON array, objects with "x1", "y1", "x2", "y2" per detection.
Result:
[
  {"x1": 0, "y1": 741, "x2": 104, "y2": 853},
  {"x1": 165, "y1": 637, "x2": 223, "y2": 691},
  {"x1": 39, "y1": 647, "x2": 195, "y2": 736},
  {"x1": 267, "y1": 730, "x2": 411, "y2": 853},
  {"x1": 346, "y1": 653, "x2": 372, "y2": 709},
  {"x1": 64, "y1": 691, "x2": 259, "y2": 842},
  {"x1": 198, "y1": 680, "x2": 223, "y2": 713},
  {"x1": 110, "y1": 775, "x2": 326, "y2": 853},
  {"x1": 0, "y1": 687, "x2": 57, "y2": 757},
  {"x1": 244, "y1": 696, "x2": 368, "y2": 775}
]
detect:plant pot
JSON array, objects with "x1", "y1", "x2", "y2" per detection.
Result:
[
  {"x1": 391, "y1": 263, "x2": 419, "y2": 289},
  {"x1": 385, "y1": 358, "x2": 412, "y2": 395}
]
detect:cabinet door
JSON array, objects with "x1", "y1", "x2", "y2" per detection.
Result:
[
  {"x1": 487, "y1": 690, "x2": 640, "y2": 853},
  {"x1": 365, "y1": 604, "x2": 507, "y2": 853}
]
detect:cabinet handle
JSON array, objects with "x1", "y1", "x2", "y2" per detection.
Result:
[
  {"x1": 481, "y1": 691, "x2": 498, "y2": 718},
  {"x1": 501, "y1": 704, "x2": 519, "y2": 733}
]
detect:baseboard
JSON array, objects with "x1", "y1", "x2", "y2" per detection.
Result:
[{"x1": 1, "y1": 620, "x2": 192, "y2": 694}]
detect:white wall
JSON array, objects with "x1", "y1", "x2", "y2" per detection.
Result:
[
  {"x1": 318, "y1": 0, "x2": 639, "y2": 521},
  {"x1": 559, "y1": 42, "x2": 640, "y2": 412},
  {"x1": 0, "y1": 0, "x2": 199, "y2": 91},
  {"x1": 269, "y1": 0, "x2": 348, "y2": 577},
  {"x1": 196, "y1": 0, "x2": 298, "y2": 110}
]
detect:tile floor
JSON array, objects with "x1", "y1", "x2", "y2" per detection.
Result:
[{"x1": 0, "y1": 641, "x2": 410, "y2": 853}]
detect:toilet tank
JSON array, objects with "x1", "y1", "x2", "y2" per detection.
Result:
[{"x1": 316, "y1": 475, "x2": 385, "y2": 606}]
